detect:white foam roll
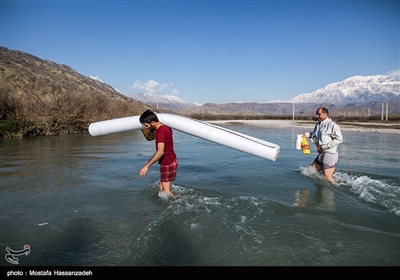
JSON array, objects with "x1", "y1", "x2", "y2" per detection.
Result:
[
  {"x1": 157, "y1": 113, "x2": 280, "y2": 162},
  {"x1": 88, "y1": 113, "x2": 280, "y2": 161},
  {"x1": 88, "y1": 115, "x2": 142, "y2": 136}
]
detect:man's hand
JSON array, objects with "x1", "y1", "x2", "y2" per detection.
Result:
[{"x1": 139, "y1": 166, "x2": 148, "y2": 178}]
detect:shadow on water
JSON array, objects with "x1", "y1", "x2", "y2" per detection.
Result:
[
  {"x1": 123, "y1": 218, "x2": 197, "y2": 266},
  {"x1": 26, "y1": 217, "x2": 105, "y2": 266}
]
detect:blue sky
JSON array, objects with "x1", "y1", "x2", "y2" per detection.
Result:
[{"x1": 1, "y1": 0, "x2": 398, "y2": 104}]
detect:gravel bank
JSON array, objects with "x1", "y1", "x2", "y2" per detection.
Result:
[{"x1": 208, "y1": 120, "x2": 400, "y2": 134}]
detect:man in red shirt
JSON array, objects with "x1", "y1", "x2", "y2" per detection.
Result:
[{"x1": 139, "y1": 110, "x2": 178, "y2": 198}]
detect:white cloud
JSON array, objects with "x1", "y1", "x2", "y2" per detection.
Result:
[
  {"x1": 159, "y1": 82, "x2": 173, "y2": 91},
  {"x1": 132, "y1": 79, "x2": 159, "y2": 93},
  {"x1": 131, "y1": 79, "x2": 178, "y2": 95},
  {"x1": 89, "y1": 75, "x2": 104, "y2": 83},
  {"x1": 170, "y1": 89, "x2": 179, "y2": 95}
]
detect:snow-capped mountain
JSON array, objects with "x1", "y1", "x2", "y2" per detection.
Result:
[
  {"x1": 285, "y1": 70, "x2": 399, "y2": 105},
  {"x1": 125, "y1": 92, "x2": 186, "y2": 104},
  {"x1": 125, "y1": 92, "x2": 200, "y2": 111}
]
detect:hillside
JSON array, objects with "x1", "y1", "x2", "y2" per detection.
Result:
[{"x1": 0, "y1": 46, "x2": 164, "y2": 138}]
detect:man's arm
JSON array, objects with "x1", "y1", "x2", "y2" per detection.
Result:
[
  {"x1": 139, "y1": 142, "x2": 165, "y2": 178},
  {"x1": 327, "y1": 123, "x2": 343, "y2": 148}
]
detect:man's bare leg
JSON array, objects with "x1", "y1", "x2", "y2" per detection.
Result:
[
  {"x1": 160, "y1": 181, "x2": 176, "y2": 197},
  {"x1": 323, "y1": 167, "x2": 335, "y2": 183},
  {"x1": 312, "y1": 162, "x2": 335, "y2": 182},
  {"x1": 312, "y1": 162, "x2": 323, "y2": 172}
]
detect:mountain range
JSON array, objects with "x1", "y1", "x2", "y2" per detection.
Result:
[
  {"x1": 286, "y1": 70, "x2": 399, "y2": 105},
  {"x1": 125, "y1": 70, "x2": 400, "y2": 116}
]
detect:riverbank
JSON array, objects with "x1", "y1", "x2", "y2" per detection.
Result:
[{"x1": 208, "y1": 119, "x2": 400, "y2": 134}]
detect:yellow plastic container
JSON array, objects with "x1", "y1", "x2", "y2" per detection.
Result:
[{"x1": 301, "y1": 136, "x2": 311, "y2": 154}]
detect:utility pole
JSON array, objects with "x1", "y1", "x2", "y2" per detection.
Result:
[
  {"x1": 386, "y1": 102, "x2": 388, "y2": 121},
  {"x1": 292, "y1": 102, "x2": 295, "y2": 121}
]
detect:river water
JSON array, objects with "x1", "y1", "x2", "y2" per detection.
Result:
[{"x1": 1, "y1": 123, "x2": 399, "y2": 271}]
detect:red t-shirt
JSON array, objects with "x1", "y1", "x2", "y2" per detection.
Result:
[{"x1": 155, "y1": 125, "x2": 176, "y2": 165}]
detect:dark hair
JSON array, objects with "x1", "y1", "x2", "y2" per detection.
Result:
[
  {"x1": 139, "y1": 109, "x2": 159, "y2": 124},
  {"x1": 317, "y1": 107, "x2": 329, "y2": 115}
]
